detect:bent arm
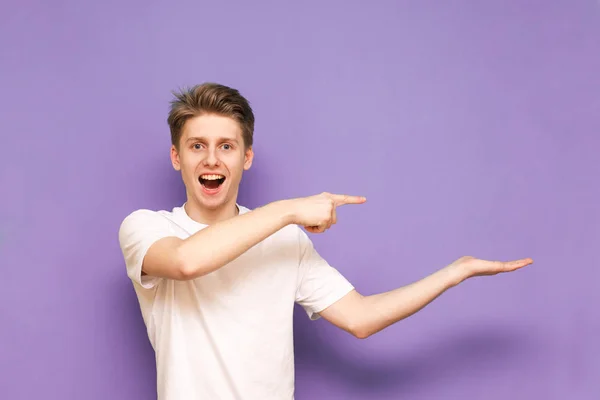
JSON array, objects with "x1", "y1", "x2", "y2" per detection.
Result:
[
  {"x1": 143, "y1": 200, "x2": 295, "y2": 280},
  {"x1": 121, "y1": 191, "x2": 367, "y2": 283}
]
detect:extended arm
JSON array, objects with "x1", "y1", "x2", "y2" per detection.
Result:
[{"x1": 318, "y1": 256, "x2": 533, "y2": 339}]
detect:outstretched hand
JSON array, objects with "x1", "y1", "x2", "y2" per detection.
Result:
[
  {"x1": 449, "y1": 255, "x2": 534, "y2": 282},
  {"x1": 290, "y1": 192, "x2": 366, "y2": 234}
]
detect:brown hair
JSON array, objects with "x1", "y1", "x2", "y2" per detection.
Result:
[{"x1": 167, "y1": 82, "x2": 255, "y2": 149}]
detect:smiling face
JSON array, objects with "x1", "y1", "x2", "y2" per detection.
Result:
[{"x1": 170, "y1": 113, "x2": 253, "y2": 222}]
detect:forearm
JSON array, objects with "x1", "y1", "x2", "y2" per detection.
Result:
[
  {"x1": 356, "y1": 265, "x2": 467, "y2": 338},
  {"x1": 177, "y1": 200, "x2": 294, "y2": 278}
]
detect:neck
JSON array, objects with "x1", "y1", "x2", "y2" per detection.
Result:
[{"x1": 184, "y1": 198, "x2": 239, "y2": 225}]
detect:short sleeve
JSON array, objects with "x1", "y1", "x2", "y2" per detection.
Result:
[
  {"x1": 295, "y1": 229, "x2": 355, "y2": 320},
  {"x1": 118, "y1": 209, "x2": 176, "y2": 289}
]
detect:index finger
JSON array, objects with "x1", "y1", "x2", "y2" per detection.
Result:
[{"x1": 330, "y1": 194, "x2": 367, "y2": 206}]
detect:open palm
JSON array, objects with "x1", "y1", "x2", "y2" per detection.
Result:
[{"x1": 451, "y1": 255, "x2": 534, "y2": 278}]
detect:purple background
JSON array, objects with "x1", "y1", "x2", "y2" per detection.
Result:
[{"x1": 1, "y1": 1, "x2": 599, "y2": 399}]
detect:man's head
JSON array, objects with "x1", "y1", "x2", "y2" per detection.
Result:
[{"x1": 167, "y1": 83, "x2": 255, "y2": 217}]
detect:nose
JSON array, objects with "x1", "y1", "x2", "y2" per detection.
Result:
[{"x1": 203, "y1": 148, "x2": 221, "y2": 167}]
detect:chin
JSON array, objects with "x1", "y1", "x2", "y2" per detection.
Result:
[{"x1": 197, "y1": 196, "x2": 228, "y2": 210}]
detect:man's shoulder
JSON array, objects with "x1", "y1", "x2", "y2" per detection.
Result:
[
  {"x1": 118, "y1": 206, "x2": 183, "y2": 237},
  {"x1": 120, "y1": 207, "x2": 178, "y2": 225}
]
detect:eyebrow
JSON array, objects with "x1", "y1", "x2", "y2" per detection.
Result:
[{"x1": 186, "y1": 136, "x2": 239, "y2": 143}]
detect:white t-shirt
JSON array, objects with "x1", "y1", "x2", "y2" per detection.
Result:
[{"x1": 118, "y1": 203, "x2": 355, "y2": 400}]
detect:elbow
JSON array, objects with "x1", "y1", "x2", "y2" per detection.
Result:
[
  {"x1": 348, "y1": 321, "x2": 373, "y2": 340},
  {"x1": 177, "y1": 263, "x2": 198, "y2": 280},
  {"x1": 177, "y1": 260, "x2": 211, "y2": 281},
  {"x1": 345, "y1": 297, "x2": 375, "y2": 339},
  {"x1": 174, "y1": 247, "x2": 208, "y2": 281},
  {"x1": 351, "y1": 328, "x2": 372, "y2": 340}
]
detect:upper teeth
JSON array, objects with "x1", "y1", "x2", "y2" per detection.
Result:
[{"x1": 201, "y1": 174, "x2": 224, "y2": 180}]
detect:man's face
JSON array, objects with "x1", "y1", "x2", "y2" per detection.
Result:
[{"x1": 171, "y1": 113, "x2": 253, "y2": 211}]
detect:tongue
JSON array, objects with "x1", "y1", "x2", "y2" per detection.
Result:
[{"x1": 203, "y1": 179, "x2": 220, "y2": 190}]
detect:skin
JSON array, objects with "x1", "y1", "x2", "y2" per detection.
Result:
[
  {"x1": 170, "y1": 113, "x2": 254, "y2": 225},
  {"x1": 142, "y1": 112, "x2": 534, "y2": 339}
]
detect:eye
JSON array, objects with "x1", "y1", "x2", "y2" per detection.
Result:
[
  {"x1": 192, "y1": 143, "x2": 202, "y2": 150},
  {"x1": 222, "y1": 143, "x2": 232, "y2": 150}
]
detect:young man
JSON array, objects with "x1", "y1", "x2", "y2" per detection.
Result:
[{"x1": 118, "y1": 83, "x2": 533, "y2": 400}]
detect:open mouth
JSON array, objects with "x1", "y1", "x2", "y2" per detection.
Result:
[{"x1": 199, "y1": 174, "x2": 226, "y2": 191}]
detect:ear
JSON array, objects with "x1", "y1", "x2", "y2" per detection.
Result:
[
  {"x1": 170, "y1": 145, "x2": 181, "y2": 171},
  {"x1": 243, "y1": 146, "x2": 254, "y2": 171}
]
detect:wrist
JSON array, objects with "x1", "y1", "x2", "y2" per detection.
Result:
[
  {"x1": 444, "y1": 264, "x2": 470, "y2": 287},
  {"x1": 269, "y1": 199, "x2": 297, "y2": 226}
]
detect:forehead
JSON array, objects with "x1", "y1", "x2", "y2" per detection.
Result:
[{"x1": 181, "y1": 114, "x2": 242, "y2": 141}]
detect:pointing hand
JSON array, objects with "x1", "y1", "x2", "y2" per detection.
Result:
[{"x1": 289, "y1": 192, "x2": 367, "y2": 233}]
